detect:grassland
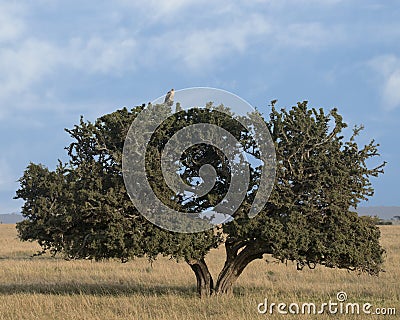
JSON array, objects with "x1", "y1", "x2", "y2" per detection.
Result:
[{"x1": 0, "y1": 224, "x2": 398, "y2": 319}]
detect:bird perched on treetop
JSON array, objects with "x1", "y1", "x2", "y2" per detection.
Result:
[{"x1": 164, "y1": 88, "x2": 175, "y2": 106}]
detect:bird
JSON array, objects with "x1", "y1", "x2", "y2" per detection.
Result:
[
  {"x1": 164, "y1": 89, "x2": 175, "y2": 106},
  {"x1": 270, "y1": 99, "x2": 278, "y2": 107}
]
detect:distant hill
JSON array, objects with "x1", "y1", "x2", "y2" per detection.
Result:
[
  {"x1": 356, "y1": 206, "x2": 400, "y2": 220},
  {"x1": 0, "y1": 213, "x2": 24, "y2": 224}
]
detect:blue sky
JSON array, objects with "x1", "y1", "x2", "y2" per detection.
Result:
[{"x1": 0, "y1": 0, "x2": 399, "y2": 213}]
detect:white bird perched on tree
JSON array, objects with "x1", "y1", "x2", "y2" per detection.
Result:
[{"x1": 164, "y1": 88, "x2": 175, "y2": 106}]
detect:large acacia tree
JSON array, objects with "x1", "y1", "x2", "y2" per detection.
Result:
[{"x1": 16, "y1": 101, "x2": 385, "y2": 297}]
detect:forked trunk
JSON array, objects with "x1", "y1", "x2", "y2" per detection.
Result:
[{"x1": 187, "y1": 243, "x2": 266, "y2": 297}]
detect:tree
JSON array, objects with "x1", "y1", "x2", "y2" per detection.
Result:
[{"x1": 15, "y1": 101, "x2": 386, "y2": 297}]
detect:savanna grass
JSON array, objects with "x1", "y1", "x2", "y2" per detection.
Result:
[{"x1": 0, "y1": 224, "x2": 398, "y2": 319}]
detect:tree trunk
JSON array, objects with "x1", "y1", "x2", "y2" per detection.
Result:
[
  {"x1": 186, "y1": 241, "x2": 268, "y2": 297},
  {"x1": 187, "y1": 258, "x2": 214, "y2": 297},
  {"x1": 214, "y1": 242, "x2": 265, "y2": 295}
]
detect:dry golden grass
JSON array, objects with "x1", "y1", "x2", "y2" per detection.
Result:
[{"x1": 0, "y1": 224, "x2": 398, "y2": 319}]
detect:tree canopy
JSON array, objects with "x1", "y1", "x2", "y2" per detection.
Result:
[{"x1": 15, "y1": 101, "x2": 385, "y2": 297}]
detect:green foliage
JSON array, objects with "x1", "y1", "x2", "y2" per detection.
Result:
[
  {"x1": 16, "y1": 100, "x2": 385, "y2": 283},
  {"x1": 223, "y1": 102, "x2": 386, "y2": 275},
  {"x1": 16, "y1": 106, "x2": 221, "y2": 262}
]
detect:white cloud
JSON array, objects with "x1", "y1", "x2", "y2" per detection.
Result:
[
  {"x1": 369, "y1": 54, "x2": 400, "y2": 110},
  {"x1": 116, "y1": 0, "x2": 199, "y2": 24},
  {"x1": 156, "y1": 18, "x2": 342, "y2": 72},
  {"x1": 274, "y1": 22, "x2": 343, "y2": 49},
  {"x1": 141, "y1": 0, "x2": 195, "y2": 15},
  {"x1": 0, "y1": 1, "x2": 273, "y2": 106},
  {"x1": 0, "y1": 39, "x2": 59, "y2": 100},
  {"x1": 0, "y1": 0, "x2": 393, "y2": 116},
  {"x1": 150, "y1": 14, "x2": 271, "y2": 71},
  {"x1": 133, "y1": 1, "x2": 347, "y2": 71},
  {"x1": 0, "y1": 2, "x2": 25, "y2": 43},
  {"x1": 0, "y1": 36, "x2": 137, "y2": 90},
  {"x1": 0, "y1": 1, "x2": 139, "y2": 113},
  {"x1": 382, "y1": 71, "x2": 400, "y2": 109},
  {"x1": 0, "y1": 35, "x2": 137, "y2": 116},
  {"x1": 68, "y1": 37, "x2": 137, "y2": 74},
  {"x1": 172, "y1": 15, "x2": 271, "y2": 70}
]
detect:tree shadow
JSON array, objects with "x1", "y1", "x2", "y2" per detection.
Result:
[
  {"x1": 0, "y1": 282, "x2": 273, "y2": 298},
  {"x1": 0, "y1": 282, "x2": 197, "y2": 297}
]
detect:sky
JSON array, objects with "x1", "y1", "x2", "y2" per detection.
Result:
[{"x1": 0, "y1": 0, "x2": 399, "y2": 213}]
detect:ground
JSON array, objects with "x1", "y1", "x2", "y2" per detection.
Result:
[{"x1": 0, "y1": 224, "x2": 398, "y2": 319}]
